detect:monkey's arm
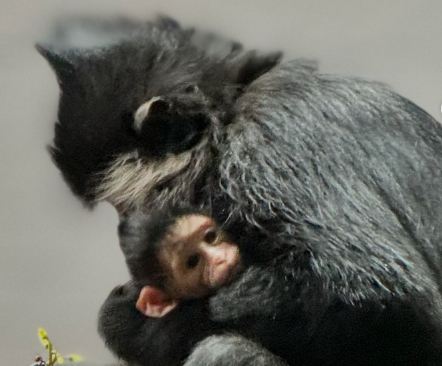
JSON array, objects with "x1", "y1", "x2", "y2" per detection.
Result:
[
  {"x1": 98, "y1": 282, "x2": 215, "y2": 366},
  {"x1": 98, "y1": 281, "x2": 290, "y2": 366}
]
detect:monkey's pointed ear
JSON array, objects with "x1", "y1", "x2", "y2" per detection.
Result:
[
  {"x1": 231, "y1": 50, "x2": 282, "y2": 85},
  {"x1": 36, "y1": 43, "x2": 77, "y2": 86},
  {"x1": 136, "y1": 286, "x2": 178, "y2": 318}
]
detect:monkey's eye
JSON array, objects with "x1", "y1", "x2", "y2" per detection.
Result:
[
  {"x1": 186, "y1": 254, "x2": 200, "y2": 269},
  {"x1": 203, "y1": 228, "x2": 217, "y2": 244}
]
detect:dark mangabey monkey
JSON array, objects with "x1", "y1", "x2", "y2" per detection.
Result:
[
  {"x1": 121, "y1": 210, "x2": 242, "y2": 318},
  {"x1": 39, "y1": 16, "x2": 442, "y2": 366}
]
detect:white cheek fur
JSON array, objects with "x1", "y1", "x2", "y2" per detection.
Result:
[{"x1": 94, "y1": 150, "x2": 193, "y2": 208}]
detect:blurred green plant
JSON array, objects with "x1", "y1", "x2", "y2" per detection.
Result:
[{"x1": 30, "y1": 327, "x2": 84, "y2": 366}]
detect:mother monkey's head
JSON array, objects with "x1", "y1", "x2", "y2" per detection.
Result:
[{"x1": 37, "y1": 16, "x2": 281, "y2": 216}]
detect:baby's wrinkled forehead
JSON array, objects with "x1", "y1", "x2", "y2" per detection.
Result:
[
  {"x1": 167, "y1": 214, "x2": 214, "y2": 245},
  {"x1": 157, "y1": 215, "x2": 213, "y2": 276}
]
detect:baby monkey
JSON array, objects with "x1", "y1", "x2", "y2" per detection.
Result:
[{"x1": 120, "y1": 209, "x2": 242, "y2": 318}]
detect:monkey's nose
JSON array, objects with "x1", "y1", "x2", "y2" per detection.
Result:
[{"x1": 133, "y1": 97, "x2": 170, "y2": 133}]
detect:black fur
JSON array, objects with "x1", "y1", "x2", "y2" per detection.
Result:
[{"x1": 38, "y1": 17, "x2": 442, "y2": 366}]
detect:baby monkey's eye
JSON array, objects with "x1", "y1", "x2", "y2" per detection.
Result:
[
  {"x1": 186, "y1": 254, "x2": 200, "y2": 269},
  {"x1": 203, "y1": 228, "x2": 217, "y2": 244}
]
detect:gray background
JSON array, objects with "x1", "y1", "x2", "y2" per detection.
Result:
[{"x1": 1, "y1": 1, "x2": 441, "y2": 365}]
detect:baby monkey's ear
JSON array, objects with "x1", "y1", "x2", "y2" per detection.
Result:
[{"x1": 136, "y1": 286, "x2": 178, "y2": 318}]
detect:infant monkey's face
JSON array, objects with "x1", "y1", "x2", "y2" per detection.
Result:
[{"x1": 161, "y1": 215, "x2": 242, "y2": 299}]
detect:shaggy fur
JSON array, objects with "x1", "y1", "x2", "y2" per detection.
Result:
[{"x1": 38, "y1": 17, "x2": 442, "y2": 366}]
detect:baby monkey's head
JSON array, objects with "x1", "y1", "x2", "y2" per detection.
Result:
[{"x1": 118, "y1": 208, "x2": 242, "y2": 317}]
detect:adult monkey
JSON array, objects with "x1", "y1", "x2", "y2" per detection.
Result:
[{"x1": 37, "y1": 17, "x2": 442, "y2": 366}]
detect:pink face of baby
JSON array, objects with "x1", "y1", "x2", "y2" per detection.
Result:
[{"x1": 136, "y1": 214, "x2": 242, "y2": 318}]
